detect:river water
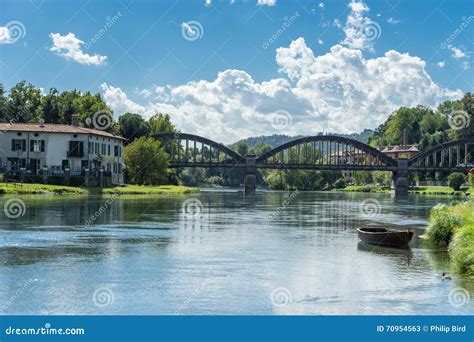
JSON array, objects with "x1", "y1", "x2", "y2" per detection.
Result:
[{"x1": 0, "y1": 191, "x2": 472, "y2": 315}]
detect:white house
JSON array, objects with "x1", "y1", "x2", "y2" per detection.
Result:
[{"x1": 0, "y1": 120, "x2": 126, "y2": 185}]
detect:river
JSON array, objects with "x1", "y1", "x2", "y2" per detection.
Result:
[{"x1": 0, "y1": 191, "x2": 472, "y2": 315}]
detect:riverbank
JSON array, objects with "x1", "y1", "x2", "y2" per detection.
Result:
[
  {"x1": 0, "y1": 183, "x2": 199, "y2": 195},
  {"x1": 339, "y1": 185, "x2": 474, "y2": 196},
  {"x1": 426, "y1": 201, "x2": 474, "y2": 278}
]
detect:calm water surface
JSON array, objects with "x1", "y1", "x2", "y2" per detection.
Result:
[{"x1": 0, "y1": 191, "x2": 473, "y2": 315}]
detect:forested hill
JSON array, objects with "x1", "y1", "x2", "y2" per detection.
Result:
[{"x1": 230, "y1": 129, "x2": 374, "y2": 149}]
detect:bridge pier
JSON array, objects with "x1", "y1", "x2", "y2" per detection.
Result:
[
  {"x1": 391, "y1": 159, "x2": 409, "y2": 197},
  {"x1": 244, "y1": 154, "x2": 257, "y2": 196}
]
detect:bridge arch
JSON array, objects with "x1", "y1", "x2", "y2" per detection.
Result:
[
  {"x1": 407, "y1": 138, "x2": 474, "y2": 171},
  {"x1": 152, "y1": 132, "x2": 245, "y2": 167},
  {"x1": 256, "y1": 135, "x2": 398, "y2": 170}
]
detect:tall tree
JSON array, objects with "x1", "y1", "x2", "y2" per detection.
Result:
[
  {"x1": 118, "y1": 113, "x2": 150, "y2": 144},
  {"x1": 7, "y1": 81, "x2": 42, "y2": 122}
]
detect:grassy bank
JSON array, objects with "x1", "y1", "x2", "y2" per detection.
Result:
[
  {"x1": 426, "y1": 201, "x2": 474, "y2": 278},
  {"x1": 339, "y1": 185, "x2": 474, "y2": 195},
  {"x1": 0, "y1": 182, "x2": 199, "y2": 195}
]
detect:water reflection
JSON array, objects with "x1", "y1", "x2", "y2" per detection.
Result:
[{"x1": 0, "y1": 191, "x2": 472, "y2": 315}]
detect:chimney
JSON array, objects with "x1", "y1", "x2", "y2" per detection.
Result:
[
  {"x1": 402, "y1": 128, "x2": 409, "y2": 146},
  {"x1": 71, "y1": 114, "x2": 79, "y2": 126}
]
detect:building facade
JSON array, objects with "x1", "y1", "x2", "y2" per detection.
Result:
[{"x1": 0, "y1": 122, "x2": 126, "y2": 185}]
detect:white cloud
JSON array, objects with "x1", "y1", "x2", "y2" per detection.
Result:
[
  {"x1": 342, "y1": 0, "x2": 381, "y2": 52},
  {"x1": 257, "y1": 0, "x2": 276, "y2": 6},
  {"x1": 49, "y1": 32, "x2": 107, "y2": 65},
  {"x1": 319, "y1": 2, "x2": 325, "y2": 9},
  {"x1": 205, "y1": 0, "x2": 211, "y2": 6},
  {"x1": 387, "y1": 17, "x2": 400, "y2": 24},
  {"x1": 436, "y1": 61, "x2": 445, "y2": 68},
  {"x1": 101, "y1": 83, "x2": 145, "y2": 115},
  {"x1": 448, "y1": 45, "x2": 467, "y2": 59},
  {"x1": 318, "y1": 39, "x2": 324, "y2": 45},
  {"x1": 0, "y1": 26, "x2": 13, "y2": 44},
  {"x1": 101, "y1": 0, "x2": 462, "y2": 144}
]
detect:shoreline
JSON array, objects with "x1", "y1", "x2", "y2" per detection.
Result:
[
  {"x1": 338, "y1": 185, "x2": 474, "y2": 196},
  {"x1": 0, "y1": 183, "x2": 199, "y2": 195}
]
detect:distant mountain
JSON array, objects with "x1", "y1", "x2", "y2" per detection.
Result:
[{"x1": 231, "y1": 129, "x2": 374, "y2": 149}]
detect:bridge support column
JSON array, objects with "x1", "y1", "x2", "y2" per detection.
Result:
[
  {"x1": 391, "y1": 159, "x2": 409, "y2": 197},
  {"x1": 244, "y1": 154, "x2": 257, "y2": 196}
]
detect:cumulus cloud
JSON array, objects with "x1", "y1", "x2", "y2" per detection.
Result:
[
  {"x1": 257, "y1": 0, "x2": 276, "y2": 6},
  {"x1": 101, "y1": 0, "x2": 462, "y2": 144},
  {"x1": 448, "y1": 45, "x2": 467, "y2": 59},
  {"x1": 437, "y1": 61, "x2": 445, "y2": 68},
  {"x1": 342, "y1": 0, "x2": 380, "y2": 52},
  {"x1": 0, "y1": 26, "x2": 13, "y2": 44},
  {"x1": 49, "y1": 32, "x2": 107, "y2": 65}
]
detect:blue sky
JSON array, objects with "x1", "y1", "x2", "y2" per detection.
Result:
[{"x1": 0, "y1": 0, "x2": 473, "y2": 142}]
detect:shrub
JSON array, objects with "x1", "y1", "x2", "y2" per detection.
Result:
[
  {"x1": 450, "y1": 226, "x2": 474, "y2": 277},
  {"x1": 426, "y1": 204, "x2": 463, "y2": 248},
  {"x1": 448, "y1": 172, "x2": 466, "y2": 191},
  {"x1": 334, "y1": 178, "x2": 347, "y2": 189}
]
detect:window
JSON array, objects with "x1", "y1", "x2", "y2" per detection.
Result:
[
  {"x1": 101, "y1": 144, "x2": 106, "y2": 155},
  {"x1": 68, "y1": 141, "x2": 84, "y2": 158},
  {"x1": 11, "y1": 139, "x2": 26, "y2": 152},
  {"x1": 108, "y1": 145, "x2": 111, "y2": 156},
  {"x1": 88, "y1": 142, "x2": 93, "y2": 154},
  {"x1": 62, "y1": 160, "x2": 69, "y2": 170},
  {"x1": 95, "y1": 142, "x2": 99, "y2": 154},
  {"x1": 114, "y1": 146, "x2": 119, "y2": 157},
  {"x1": 81, "y1": 160, "x2": 89, "y2": 169},
  {"x1": 30, "y1": 140, "x2": 45, "y2": 152}
]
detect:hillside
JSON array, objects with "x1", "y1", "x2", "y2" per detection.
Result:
[{"x1": 230, "y1": 129, "x2": 374, "y2": 149}]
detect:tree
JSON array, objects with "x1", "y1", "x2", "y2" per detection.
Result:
[
  {"x1": 6, "y1": 81, "x2": 42, "y2": 122},
  {"x1": 124, "y1": 137, "x2": 169, "y2": 185},
  {"x1": 41, "y1": 88, "x2": 62, "y2": 123},
  {"x1": 148, "y1": 113, "x2": 176, "y2": 135},
  {"x1": 118, "y1": 113, "x2": 150, "y2": 144},
  {"x1": 448, "y1": 172, "x2": 466, "y2": 191},
  {"x1": 233, "y1": 141, "x2": 249, "y2": 156}
]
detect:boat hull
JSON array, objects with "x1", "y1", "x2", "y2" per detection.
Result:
[{"x1": 357, "y1": 228, "x2": 413, "y2": 248}]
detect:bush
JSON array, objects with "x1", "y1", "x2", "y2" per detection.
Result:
[
  {"x1": 450, "y1": 226, "x2": 474, "y2": 276},
  {"x1": 448, "y1": 172, "x2": 466, "y2": 191},
  {"x1": 334, "y1": 178, "x2": 347, "y2": 189},
  {"x1": 426, "y1": 204, "x2": 463, "y2": 248}
]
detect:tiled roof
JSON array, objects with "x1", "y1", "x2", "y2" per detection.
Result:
[
  {"x1": 378, "y1": 144, "x2": 419, "y2": 153},
  {"x1": 0, "y1": 123, "x2": 126, "y2": 140}
]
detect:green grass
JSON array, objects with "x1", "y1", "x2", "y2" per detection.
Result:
[
  {"x1": 339, "y1": 185, "x2": 390, "y2": 193},
  {"x1": 0, "y1": 182, "x2": 199, "y2": 195},
  {"x1": 409, "y1": 186, "x2": 473, "y2": 196},
  {"x1": 99, "y1": 185, "x2": 199, "y2": 195},
  {"x1": 0, "y1": 183, "x2": 87, "y2": 194},
  {"x1": 426, "y1": 201, "x2": 474, "y2": 278}
]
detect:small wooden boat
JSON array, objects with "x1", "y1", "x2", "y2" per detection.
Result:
[{"x1": 357, "y1": 227, "x2": 413, "y2": 248}]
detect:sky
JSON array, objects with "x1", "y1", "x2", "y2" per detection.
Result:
[{"x1": 0, "y1": 0, "x2": 473, "y2": 143}]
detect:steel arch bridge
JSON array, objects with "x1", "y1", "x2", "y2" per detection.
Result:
[{"x1": 153, "y1": 133, "x2": 474, "y2": 195}]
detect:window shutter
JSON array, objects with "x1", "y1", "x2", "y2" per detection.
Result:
[
  {"x1": 22, "y1": 140, "x2": 26, "y2": 151},
  {"x1": 11, "y1": 140, "x2": 14, "y2": 151},
  {"x1": 41, "y1": 140, "x2": 45, "y2": 152}
]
